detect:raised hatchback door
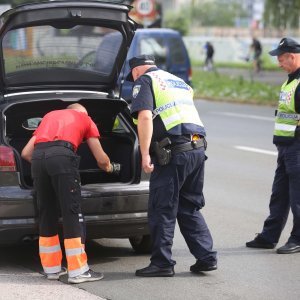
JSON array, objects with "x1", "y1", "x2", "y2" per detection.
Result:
[{"x1": 0, "y1": 1, "x2": 137, "y2": 94}]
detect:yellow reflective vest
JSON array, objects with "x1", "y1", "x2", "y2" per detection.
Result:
[
  {"x1": 274, "y1": 78, "x2": 300, "y2": 141},
  {"x1": 133, "y1": 70, "x2": 204, "y2": 132}
]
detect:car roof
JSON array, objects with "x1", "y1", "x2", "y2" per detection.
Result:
[{"x1": 136, "y1": 28, "x2": 181, "y2": 35}]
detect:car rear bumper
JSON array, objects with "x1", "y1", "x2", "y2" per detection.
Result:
[
  {"x1": 0, "y1": 213, "x2": 149, "y2": 245},
  {"x1": 0, "y1": 182, "x2": 149, "y2": 245}
]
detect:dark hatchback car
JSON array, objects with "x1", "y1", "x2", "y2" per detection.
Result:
[
  {"x1": 0, "y1": 0, "x2": 151, "y2": 252},
  {"x1": 87, "y1": 28, "x2": 192, "y2": 101},
  {"x1": 120, "y1": 28, "x2": 192, "y2": 101}
]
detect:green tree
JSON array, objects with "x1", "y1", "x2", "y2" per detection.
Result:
[
  {"x1": 164, "y1": 0, "x2": 247, "y2": 34},
  {"x1": 264, "y1": 0, "x2": 300, "y2": 29},
  {"x1": 164, "y1": 12, "x2": 189, "y2": 36},
  {"x1": 190, "y1": 0, "x2": 247, "y2": 27}
]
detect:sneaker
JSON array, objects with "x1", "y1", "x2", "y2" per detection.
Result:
[
  {"x1": 68, "y1": 269, "x2": 104, "y2": 284},
  {"x1": 276, "y1": 242, "x2": 300, "y2": 254},
  {"x1": 44, "y1": 267, "x2": 67, "y2": 280},
  {"x1": 246, "y1": 234, "x2": 276, "y2": 249},
  {"x1": 190, "y1": 260, "x2": 217, "y2": 273}
]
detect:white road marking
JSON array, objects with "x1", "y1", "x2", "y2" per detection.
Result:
[
  {"x1": 234, "y1": 146, "x2": 277, "y2": 156},
  {"x1": 211, "y1": 111, "x2": 274, "y2": 121}
]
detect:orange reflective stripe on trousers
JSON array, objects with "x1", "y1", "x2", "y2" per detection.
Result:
[
  {"x1": 39, "y1": 235, "x2": 62, "y2": 274},
  {"x1": 64, "y1": 237, "x2": 89, "y2": 277}
]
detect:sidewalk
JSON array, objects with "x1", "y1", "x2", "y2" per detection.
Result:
[
  {"x1": 0, "y1": 270, "x2": 106, "y2": 300},
  {"x1": 0, "y1": 260, "x2": 106, "y2": 300}
]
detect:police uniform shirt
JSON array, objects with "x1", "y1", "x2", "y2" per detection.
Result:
[{"x1": 130, "y1": 67, "x2": 206, "y2": 142}]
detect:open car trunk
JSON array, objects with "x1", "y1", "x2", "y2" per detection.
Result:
[{"x1": 3, "y1": 96, "x2": 139, "y2": 188}]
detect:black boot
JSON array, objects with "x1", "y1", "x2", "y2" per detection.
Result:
[
  {"x1": 246, "y1": 234, "x2": 276, "y2": 249},
  {"x1": 135, "y1": 264, "x2": 175, "y2": 277},
  {"x1": 190, "y1": 260, "x2": 217, "y2": 273}
]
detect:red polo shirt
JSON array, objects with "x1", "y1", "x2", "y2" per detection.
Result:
[{"x1": 34, "y1": 109, "x2": 100, "y2": 151}]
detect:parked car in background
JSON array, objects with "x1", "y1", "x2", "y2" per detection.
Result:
[
  {"x1": 0, "y1": 0, "x2": 151, "y2": 253},
  {"x1": 119, "y1": 28, "x2": 193, "y2": 101}
]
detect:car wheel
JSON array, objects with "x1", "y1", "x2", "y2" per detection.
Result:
[{"x1": 129, "y1": 235, "x2": 152, "y2": 254}]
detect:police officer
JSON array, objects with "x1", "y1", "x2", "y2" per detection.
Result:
[
  {"x1": 246, "y1": 38, "x2": 300, "y2": 254},
  {"x1": 21, "y1": 103, "x2": 113, "y2": 283},
  {"x1": 126, "y1": 55, "x2": 217, "y2": 277}
]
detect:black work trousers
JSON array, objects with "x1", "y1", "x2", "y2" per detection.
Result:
[{"x1": 31, "y1": 143, "x2": 85, "y2": 241}]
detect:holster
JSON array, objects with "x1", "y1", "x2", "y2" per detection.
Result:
[
  {"x1": 152, "y1": 137, "x2": 172, "y2": 166},
  {"x1": 152, "y1": 136, "x2": 206, "y2": 166}
]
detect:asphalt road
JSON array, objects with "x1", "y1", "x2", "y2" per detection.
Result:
[{"x1": 1, "y1": 100, "x2": 300, "y2": 300}]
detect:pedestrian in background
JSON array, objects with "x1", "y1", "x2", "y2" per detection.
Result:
[
  {"x1": 203, "y1": 41, "x2": 214, "y2": 71},
  {"x1": 21, "y1": 103, "x2": 113, "y2": 283},
  {"x1": 126, "y1": 54, "x2": 217, "y2": 277},
  {"x1": 246, "y1": 37, "x2": 300, "y2": 254},
  {"x1": 249, "y1": 37, "x2": 262, "y2": 73}
]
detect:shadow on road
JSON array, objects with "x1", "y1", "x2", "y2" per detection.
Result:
[{"x1": 0, "y1": 238, "x2": 138, "y2": 274}]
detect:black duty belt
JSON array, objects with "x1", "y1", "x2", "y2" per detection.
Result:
[
  {"x1": 35, "y1": 140, "x2": 75, "y2": 152},
  {"x1": 171, "y1": 139, "x2": 205, "y2": 155}
]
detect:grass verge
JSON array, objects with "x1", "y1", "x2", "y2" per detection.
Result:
[
  {"x1": 192, "y1": 69, "x2": 279, "y2": 106},
  {"x1": 192, "y1": 54, "x2": 279, "y2": 71}
]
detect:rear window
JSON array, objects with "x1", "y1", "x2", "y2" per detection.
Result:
[
  {"x1": 169, "y1": 37, "x2": 185, "y2": 64},
  {"x1": 138, "y1": 36, "x2": 167, "y2": 65},
  {"x1": 2, "y1": 25, "x2": 123, "y2": 76}
]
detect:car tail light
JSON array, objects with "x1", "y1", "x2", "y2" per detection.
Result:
[
  {"x1": 0, "y1": 145, "x2": 17, "y2": 171},
  {"x1": 188, "y1": 67, "x2": 192, "y2": 82}
]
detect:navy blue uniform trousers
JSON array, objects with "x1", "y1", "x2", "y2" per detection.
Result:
[
  {"x1": 149, "y1": 147, "x2": 217, "y2": 267},
  {"x1": 261, "y1": 139, "x2": 300, "y2": 244}
]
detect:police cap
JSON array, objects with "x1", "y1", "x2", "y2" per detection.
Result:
[
  {"x1": 126, "y1": 54, "x2": 156, "y2": 81},
  {"x1": 269, "y1": 37, "x2": 300, "y2": 56}
]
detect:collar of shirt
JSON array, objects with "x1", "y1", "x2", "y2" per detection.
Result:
[
  {"x1": 290, "y1": 68, "x2": 300, "y2": 113},
  {"x1": 287, "y1": 67, "x2": 300, "y2": 84},
  {"x1": 134, "y1": 67, "x2": 159, "y2": 86},
  {"x1": 144, "y1": 66, "x2": 159, "y2": 74}
]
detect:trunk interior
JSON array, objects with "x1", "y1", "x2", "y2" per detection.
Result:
[{"x1": 3, "y1": 97, "x2": 138, "y2": 188}]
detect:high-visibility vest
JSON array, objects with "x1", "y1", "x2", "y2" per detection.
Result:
[
  {"x1": 133, "y1": 70, "x2": 204, "y2": 132},
  {"x1": 274, "y1": 78, "x2": 300, "y2": 140}
]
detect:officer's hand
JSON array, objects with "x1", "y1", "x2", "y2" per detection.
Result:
[{"x1": 142, "y1": 154, "x2": 154, "y2": 173}]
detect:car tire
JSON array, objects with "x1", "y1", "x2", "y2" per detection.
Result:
[{"x1": 129, "y1": 235, "x2": 152, "y2": 254}]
